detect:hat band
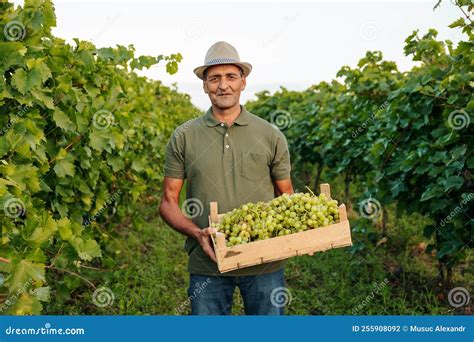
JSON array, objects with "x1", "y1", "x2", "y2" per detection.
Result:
[{"x1": 205, "y1": 57, "x2": 239, "y2": 66}]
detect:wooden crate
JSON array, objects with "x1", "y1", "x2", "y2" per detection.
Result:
[{"x1": 208, "y1": 183, "x2": 352, "y2": 273}]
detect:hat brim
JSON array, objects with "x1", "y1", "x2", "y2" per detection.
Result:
[{"x1": 194, "y1": 62, "x2": 252, "y2": 80}]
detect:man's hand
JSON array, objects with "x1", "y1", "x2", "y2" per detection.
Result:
[{"x1": 196, "y1": 227, "x2": 218, "y2": 263}]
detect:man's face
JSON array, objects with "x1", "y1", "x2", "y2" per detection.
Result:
[{"x1": 203, "y1": 64, "x2": 246, "y2": 110}]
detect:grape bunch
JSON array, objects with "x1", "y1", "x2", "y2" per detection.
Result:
[{"x1": 210, "y1": 188, "x2": 340, "y2": 247}]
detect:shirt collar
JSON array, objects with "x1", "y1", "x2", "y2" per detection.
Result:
[{"x1": 204, "y1": 105, "x2": 250, "y2": 127}]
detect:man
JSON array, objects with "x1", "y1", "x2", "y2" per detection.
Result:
[{"x1": 159, "y1": 41, "x2": 294, "y2": 315}]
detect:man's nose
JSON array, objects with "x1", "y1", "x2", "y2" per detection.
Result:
[{"x1": 218, "y1": 78, "x2": 230, "y2": 90}]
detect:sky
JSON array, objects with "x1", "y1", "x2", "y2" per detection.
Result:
[{"x1": 13, "y1": 0, "x2": 467, "y2": 110}]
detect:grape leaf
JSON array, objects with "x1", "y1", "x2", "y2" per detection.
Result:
[{"x1": 11, "y1": 68, "x2": 42, "y2": 95}]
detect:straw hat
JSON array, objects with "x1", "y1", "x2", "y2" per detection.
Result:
[{"x1": 193, "y1": 41, "x2": 252, "y2": 80}]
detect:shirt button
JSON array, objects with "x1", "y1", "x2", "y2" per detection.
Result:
[
  {"x1": 225, "y1": 133, "x2": 229, "y2": 137},
  {"x1": 220, "y1": 123, "x2": 224, "y2": 127},
  {"x1": 225, "y1": 144, "x2": 230, "y2": 148}
]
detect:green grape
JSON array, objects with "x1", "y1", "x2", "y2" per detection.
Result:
[{"x1": 218, "y1": 189, "x2": 340, "y2": 247}]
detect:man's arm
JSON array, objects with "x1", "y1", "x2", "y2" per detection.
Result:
[
  {"x1": 273, "y1": 178, "x2": 294, "y2": 196},
  {"x1": 159, "y1": 176, "x2": 217, "y2": 262}
]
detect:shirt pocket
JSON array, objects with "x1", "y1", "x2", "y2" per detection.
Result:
[{"x1": 241, "y1": 151, "x2": 269, "y2": 181}]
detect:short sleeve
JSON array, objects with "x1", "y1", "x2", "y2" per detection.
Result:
[
  {"x1": 270, "y1": 130, "x2": 291, "y2": 180},
  {"x1": 164, "y1": 129, "x2": 186, "y2": 179}
]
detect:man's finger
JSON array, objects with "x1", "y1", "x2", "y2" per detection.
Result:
[
  {"x1": 203, "y1": 245, "x2": 217, "y2": 263},
  {"x1": 203, "y1": 239, "x2": 217, "y2": 261},
  {"x1": 202, "y1": 227, "x2": 216, "y2": 236}
]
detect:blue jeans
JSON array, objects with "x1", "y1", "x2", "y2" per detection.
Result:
[{"x1": 188, "y1": 268, "x2": 286, "y2": 315}]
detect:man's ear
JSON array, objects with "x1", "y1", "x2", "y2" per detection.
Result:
[
  {"x1": 241, "y1": 76, "x2": 246, "y2": 91},
  {"x1": 203, "y1": 82, "x2": 208, "y2": 94}
]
